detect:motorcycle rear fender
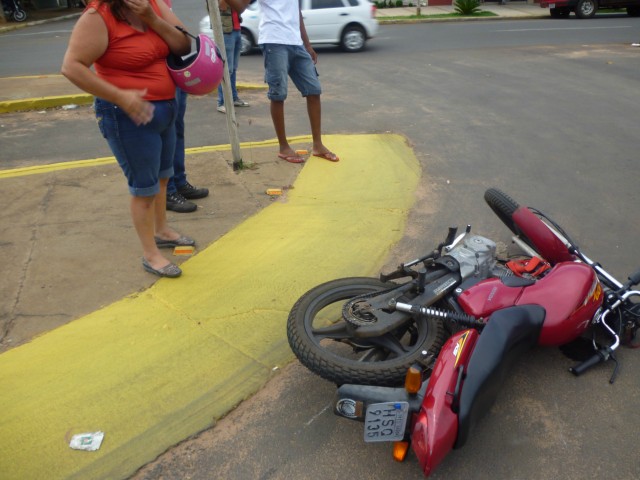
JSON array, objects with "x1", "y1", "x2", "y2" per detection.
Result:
[
  {"x1": 411, "y1": 329, "x2": 479, "y2": 477},
  {"x1": 333, "y1": 383, "x2": 425, "y2": 423}
]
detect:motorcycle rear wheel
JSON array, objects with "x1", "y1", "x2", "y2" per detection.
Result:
[{"x1": 287, "y1": 277, "x2": 446, "y2": 386}]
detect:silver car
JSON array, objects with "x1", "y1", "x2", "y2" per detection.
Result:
[{"x1": 199, "y1": 0, "x2": 379, "y2": 55}]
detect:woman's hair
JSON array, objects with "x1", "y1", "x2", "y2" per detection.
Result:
[{"x1": 95, "y1": 0, "x2": 129, "y2": 23}]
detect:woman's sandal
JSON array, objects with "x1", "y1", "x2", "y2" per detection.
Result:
[
  {"x1": 142, "y1": 258, "x2": 182, "y2": 278},
  {"x1": 154, "y1": 235, "x2": 196, "y2": 249}
]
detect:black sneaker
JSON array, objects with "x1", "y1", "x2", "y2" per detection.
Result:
[
  {"x1": 166, "y1": 192, "x2": 197, "y2": 213},
  {"x1": 177, "y1": 181, "x2": 209, "y2": 200}
]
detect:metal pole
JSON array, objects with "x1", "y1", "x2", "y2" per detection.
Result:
[{"x1": 205, "y1": 0, "x2": 244, "y2": 170}]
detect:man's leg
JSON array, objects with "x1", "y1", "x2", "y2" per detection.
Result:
[
  {"x1": 169, "y1": 88, "x2": 187, "y2": 195},
  {"x1": 270, "y1": 99, "x2": 290, "y2": 152},
  {"x1": 168, "y1": 88, "x2": 206, "y2": 210},
  {"x1": 306, "y1": 94, "x2": 322, "y2": 149}
]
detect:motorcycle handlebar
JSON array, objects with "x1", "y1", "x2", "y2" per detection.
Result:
[
  {"x1": 569, "y1": 351, "x2": 607, "y2": 377},
  {"x1": 627, "y1": 269, "x2": 640, "y2": 288}
]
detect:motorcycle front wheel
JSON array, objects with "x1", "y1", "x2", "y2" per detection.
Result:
[
  {"x1": 12, "y1": 9, "x2": 27, "y2": 22},
  {"x1": 287, "y1": 277, "x2": 446, "y2": 386}
]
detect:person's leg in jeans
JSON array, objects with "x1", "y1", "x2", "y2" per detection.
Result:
[
  {"x1": 219, "y1": 30, "x2": 249, "y2": 109},
  {"x1": 289, "y1": 45, "x2": 338, "y2": 162},
  {"x1": 168, "y1": 87, "x2": 187, "y2": 196},
  {"x1": 96, "y1": 97, "x2": 191, "y2": 276},
  {"x1": 166, "y1": 88, "x2": 209, "y2": 213},
  {"x1": 263, "y1": 44, "x2": 296, "y2": 159},
  {"x1": 231, "y1": 30, "x2": 242, "y2": 103},
  {"x1": 218, "y1": 32, "x2": 235, "y2": 108}
]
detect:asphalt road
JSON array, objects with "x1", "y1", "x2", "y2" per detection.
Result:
[
  {"x1": 2, "y1": 13, "x2": 640, "y2": 480},
  {"x1": 132, "y1": 19, "x2": 639, "y2": 480}
]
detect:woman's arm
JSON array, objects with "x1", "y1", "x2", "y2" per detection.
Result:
[{"x1": 61, "y1": 10, "x2": 154, "y2": 125}]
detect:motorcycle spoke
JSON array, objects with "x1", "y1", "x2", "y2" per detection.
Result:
[
  {"x1": 310, "y1": 321, "x2": 353, "y2": 340},
  {"x1": 364, "y1": 333, "x2": 409, "y2": 357},
  {"x1": 357, "y1": 347, "x2": 389, "y2": 362}
]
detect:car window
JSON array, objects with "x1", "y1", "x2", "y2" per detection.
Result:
[
  {"x1": 310, "y1": 0, "x2": 346, "y2": 9},
  {"x1": 347, "y1": 0, "x2": 359, "y2": 5}
]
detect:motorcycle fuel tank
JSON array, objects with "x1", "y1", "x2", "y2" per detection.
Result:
[
  {"x1": 411, "y1": 329, "x2": 479, "y2": 477},
  {"x1": 458, "y1": 262, "x2": 602, "y2": 346}
]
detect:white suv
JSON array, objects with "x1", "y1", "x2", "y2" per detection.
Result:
[{"x1": 199, "y1": 0, "x2": 379, "y2": 55}]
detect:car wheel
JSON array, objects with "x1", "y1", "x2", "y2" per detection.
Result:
[
  {"x1": 240, "y1": 29, "x2": 254, "y2": 56},
  {"x1": 628, "y1": 6, "x2": 640, "y2": 16},
  {"x1": 340, "y1": 25, "x2": 366, "y2": 53},
  {"x1": 575, "y1": 0, "x2": 597, "y2": 18}
]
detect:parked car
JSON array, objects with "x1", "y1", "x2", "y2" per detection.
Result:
[
  {"x1": 540, "y1": 0, "x2": 640, "y2": 18},
  {"x1": 199, "y1": 0, "x2": 379, "y2": 55}
]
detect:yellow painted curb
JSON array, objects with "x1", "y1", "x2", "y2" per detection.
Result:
[
  {"x1": 0, "y1": 82, "x2": 266, "y2": 114},
  {"x1": 0, "y1": 136, "x2": 310, "y2": 179},
  {"x1": 0, "y1": 94, "x2": 94, "y2": 113},
  {"x1": 0, "y1": 133, "x2": 420, "y2": 480}
]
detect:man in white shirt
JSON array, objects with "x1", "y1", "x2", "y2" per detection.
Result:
[{"x1": 257, "y1": 0, "x2": 339, "y2": 163}]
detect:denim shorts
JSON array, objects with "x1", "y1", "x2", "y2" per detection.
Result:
[
  {"x1": 261, "y1": 43, "x2": 321, "y2": 101},
  {"x1": 94, "y1": 97, "x2": 177, "y2": 197}
]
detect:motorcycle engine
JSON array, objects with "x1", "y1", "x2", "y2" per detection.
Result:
[{"x1": 446, "y1": 235, "x2": 497, "y2": 281}]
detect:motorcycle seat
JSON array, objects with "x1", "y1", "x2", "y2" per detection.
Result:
[{"x1": 454, "y1": 305, "x2": 545, "y2": 449}]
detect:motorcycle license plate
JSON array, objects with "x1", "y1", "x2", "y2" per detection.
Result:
[{"x1": 363, "y1": 401, "x2": 409, "y2": 443}]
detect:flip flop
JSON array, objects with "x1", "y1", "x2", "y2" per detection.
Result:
[
  {"x1": 142, "y1": 258, "x2": 182, "y2": 278},
  {"x1": 154, "y1": 235, "x2": 196, "y2": 249},
  {"x1": 278, "y1": 153, "x2": 305, "y2": 164},
  {"x1": 313, "y1": 151, "x2": 340, "y2": 162}
]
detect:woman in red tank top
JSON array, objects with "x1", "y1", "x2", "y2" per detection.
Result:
[{"x1": 62, "y1": 0, "x2": 193, "y2": 278}]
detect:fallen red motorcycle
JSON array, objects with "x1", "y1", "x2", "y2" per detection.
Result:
[{"x1": 287, "y1": 188, "x2": 640, "y2": 477}]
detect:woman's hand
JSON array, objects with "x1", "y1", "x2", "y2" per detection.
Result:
[
  {"x1": 119, "y1": 89, "x2": 155, "y2": 125},
  {"x1": 123, "y1": 0, "x2": 156, "y2": 24}
]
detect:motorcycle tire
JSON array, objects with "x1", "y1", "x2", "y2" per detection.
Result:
[
  {"x1": 12, "y1": 9, "x2": 27, "y2": 22},
  {"x1": 484, "y1": 188, "x2": 537, "y2": 252},
  {"x1": 287, "y1": 277, "x2": 446, "y2": 387}
]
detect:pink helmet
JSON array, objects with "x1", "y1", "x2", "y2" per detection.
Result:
[{"x1": 167, "y1": 34, "x2": 224, "y2": 96}]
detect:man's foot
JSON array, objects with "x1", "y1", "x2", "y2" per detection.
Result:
[
  {"x1": 166, "y1": 192, "x2": 197, "y2": 213},
  {"x1": 217, "y1": 105, "x2": 226, "y2": 113},
  {"x1": 178, "y1": 181, "x2": 209, "y2": 200},
  {"x1": 312, "y1": 150, "x2": 339, "y2": 162},
  {"x1": 233, "y1": 98, "x2": 250, "y2": 107},
  {"x1": 278, "y1": 152, "x2": 305, "y2": 164}
]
